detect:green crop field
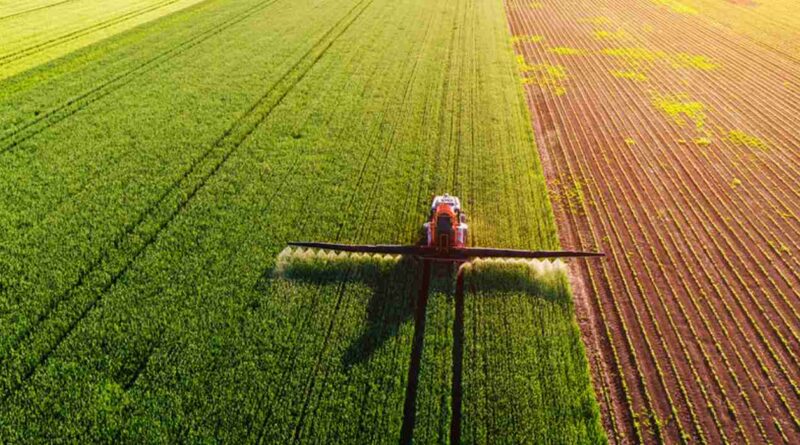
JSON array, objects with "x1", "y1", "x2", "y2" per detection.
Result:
[{"x1": 0, "y1": 0, "x2": 604, "y2": 442}]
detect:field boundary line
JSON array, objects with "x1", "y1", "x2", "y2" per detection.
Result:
[
  {"x1": 0, "y1": 0, "x2": 283, "y2": 154},
  {"x1": 0, "y1": 0, "x2": 184, "y2": 66}
]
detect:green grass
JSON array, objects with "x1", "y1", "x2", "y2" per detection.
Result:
[
  {"x1": 0, "y1": 0, "x2": 605, "y2": 441},
  {"x1": 462, "y1": 261, "x2": 604, "y2": 443}
]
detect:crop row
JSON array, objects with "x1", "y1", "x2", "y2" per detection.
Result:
[
  {"x1": 507, "y1": 7, "x2": 672, "y2": 443},
  {"x1": 507, "y1": 0, "x2": 800, "y2": 443}
]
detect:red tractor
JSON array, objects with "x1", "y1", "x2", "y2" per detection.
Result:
[
  {"x1": 290, "y1": 194, "x2": 602, "y2": 262},
  {"x1": 423, "y1": 194, "x2": 468, "y2": 250}
]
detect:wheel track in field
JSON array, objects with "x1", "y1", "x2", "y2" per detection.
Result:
[
  {"x1": 429, "y1": 0, "x2": 460, "y2": 196},
  {"x1": 242, "y1": 2, "x2": 423, "y2": 438},
  {"x1": 243, "y1": 178, "x2": 337, "y2": 444},
  {"x1": 449, "y1": 266, "x2": 465, "y2": 444},
  {"x1": 241, "y1": 59, "x2": 372, "y2": 445},
  {"x1": 398, "y1": 259, "x2": 431, "y2": 445},
  {"x1": 307, "y1": 15, "x2": 466, "y2": 435},
  {"x1": 0, "y1": 0, "x2": 283, "y2": 155},
  {"x1": 373, "y1": 4, "x2": 447, "y2": 440},
  {"x1": 0, "y1": 0, "x2": 187, "y2": 67},
  {"x1": 120, "y1": 329, "x2": 163, "y2": 391},
  {"x1": 119, "y1": 157, "x2": 302, "y2": 397},
  {"x1": 0, "y1": 0, "x2": 375, "y2": 404},
  {"x1": 0, "y1": 0, "x2": 81, "y2": 21},
  {"x1": 105, "y1": 0, "x2": 383, "y2": 401},
  {"x1": 488, "y1": 6, "x2": 592, "y2": 441},
  {"x1": 0, "y1": 0, "x2": 315, "y2": 362},
  {"x1": 356, "y1": 3, "x2": 446, "y2": 433},
  {"x1": 464, "y1": 2, "x2": 535, "y2": 435},
  {"x1": 457, "y1": 0, "x2": 477, "y2": 436},
  {"x1": 404, "y1": 2, "x2": 468, "y2": 440},
  {"x1": 300, "y1": 3, "x2": 441, "y2": 438},
  {"x1": 224, "y1": 0, "x2": 436, "y2": 438},
  {"x1": 287, "y1": 3, "x2": 442, "y2": 436},
  {"x1": 448, "y1": 0, "x2": 471, "y2": 199},
  {"x1": 245, "y1": 24, "x2": 407, "y2": 445},
  {"x1": 391, "y1": 0, "x2": 466, "y2": 432},
  {"x1": 468, "y1": 149, "x2": 519, "y2": 441}
]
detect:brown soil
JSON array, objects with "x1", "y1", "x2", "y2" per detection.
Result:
[{"x1": 504, "y1": 0, "x2": 800, "y2": 443}]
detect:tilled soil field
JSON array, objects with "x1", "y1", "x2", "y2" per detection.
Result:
[{"x1": 505, "y1": 0, "x2": 800, "y2": 443}]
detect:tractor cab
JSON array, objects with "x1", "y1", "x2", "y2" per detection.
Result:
[{"x1": 424, "y1": 194, "x2": 468, "y2": 249}]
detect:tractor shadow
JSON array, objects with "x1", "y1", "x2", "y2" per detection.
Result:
[
  {"x1": 268, "y1": 250, "x2": 569, "y2": 444},
  {"x1": 272, "y1": 248, "x2": 422, "y2": 369}
]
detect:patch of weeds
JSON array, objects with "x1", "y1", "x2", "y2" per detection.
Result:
[
  {"x1": 580, "y1": 16, "x2": 612, "y2": 25},
  {"x1": 652, "y1": 0, "x2": 699, "y2": 15},
  {"x1": 612, "y1": 69, "x2": 648, "y2": 81},
  {"x1": 727, "y1": 129, "x2": 767, "y2": 150},
  {"x1": 592, "y1": 29, "x2": 629, "y2": 40},
  {"x1": 694, "y1": 137, "x2": 711, "y2": 146},
  {"x1": 517, "y1": 56, "x2": 568, "y2": 96},
  {"x1": 561, "y1": 179, "x2": 586, "y2": 215},
  {"x1": 602, "y1": 47, "x2": 664, "y2": 61},
  {"x1": 548, "y1": 46, "x2": 586, "y2": 55},
  {"x1": 511, "y1": 34, "x2": 544, "y2": 44},
  {"x1": 671, "y1": 53, "x2": 719, "y2": 70},
  {"x1": 651, "y1": 92, "x2": 707, "y2": 129}
]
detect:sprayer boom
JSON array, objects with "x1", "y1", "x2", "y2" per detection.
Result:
[
  {"x1": 288, "y1": 242, "x2": 602, "y2": 261},
  {"x1": 288, "y1": 195, "x2": 603, "y2": 262}
]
